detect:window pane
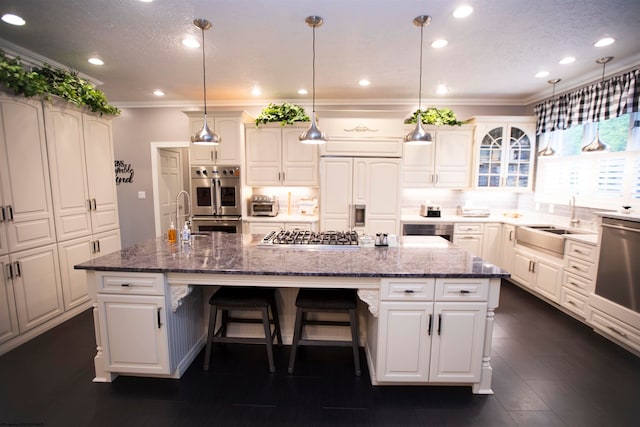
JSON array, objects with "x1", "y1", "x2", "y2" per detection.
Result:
[{"x1": 598, "y1": 115, "x2": 630, "y2": 152}]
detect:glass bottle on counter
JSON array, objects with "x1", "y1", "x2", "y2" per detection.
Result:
[{"x1": 167, "y1": 221, "x2": 177, "y2": 243}]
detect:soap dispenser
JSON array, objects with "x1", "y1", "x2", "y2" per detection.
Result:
[
  {"x1": 181, "y1": 222, "x2": 191, "y2": 244},
  {"x1": 167, "y1": 221, "x2": 177, "y2": 243}
]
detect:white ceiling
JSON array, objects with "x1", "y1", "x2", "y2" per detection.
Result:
[{"x1": 0, "y1": 0, "x2": 639, "y2": 109}]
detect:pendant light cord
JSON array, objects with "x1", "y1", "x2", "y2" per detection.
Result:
[
  {"x1": 418, "y1": 22, "x2": 424, "y2": 114},
  {"x1": 312, "y1": 24, "x2": 316, "y2": 114},
  {"x1": 201, "y1": 26, "x2": 208, "y2": 116}
]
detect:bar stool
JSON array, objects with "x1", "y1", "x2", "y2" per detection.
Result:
[
  {"x1": 203, "y1": 286, "x2": 282, "y2": 373},
  {"x1": 288, "y1": 288, "x2": 361, "y2": 376}
]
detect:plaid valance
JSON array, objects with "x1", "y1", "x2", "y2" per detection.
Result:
[{"x1": 534, "y1": 68, "x2": 640, "y2": 135}]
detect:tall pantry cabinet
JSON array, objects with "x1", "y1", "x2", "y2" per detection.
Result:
[{"x1": 0, "y1": 93, "x2": 121, "y2": 354}]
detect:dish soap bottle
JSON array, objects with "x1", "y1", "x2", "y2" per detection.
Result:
[
  {"x1": 181, "y1": 222, "x2": 191, "y2": 244},
  {"x1": 167, "y1": 221, "x2": 177, "y2": 243}
]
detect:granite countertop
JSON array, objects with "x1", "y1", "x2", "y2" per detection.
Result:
[{"x1": 75, "y1": 233, "x2": 509, "y2": 279}]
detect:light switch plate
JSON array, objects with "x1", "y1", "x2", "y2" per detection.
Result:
[{"x1": 138, "y1": 191, "x2": 146, "y2": 199}]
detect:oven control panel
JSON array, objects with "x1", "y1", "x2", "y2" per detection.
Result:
[{"x1": 191, "y1": 165, "x2": 240, "y2": 178}]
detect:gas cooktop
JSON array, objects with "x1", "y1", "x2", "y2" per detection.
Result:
[{"x1": 259, "y1": 230, "x2": 360, "y2": 248}]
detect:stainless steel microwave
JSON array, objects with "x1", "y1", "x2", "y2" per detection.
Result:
[{"x1": 249, "y1": 195, "x2": 279, "y2": 217}]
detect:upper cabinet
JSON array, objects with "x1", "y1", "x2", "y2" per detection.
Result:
[
  {"x1": 245, "y1": 123, "x2": 318, "y2": 186},
  {"x1": 44, "y1": 103, "x2": 120, "y2": 241},
  {"x1": 402, "y1": 125, "x2": 474, "y2": 188},
  {"x1": 467, "y1": 116, "x2": 536, "y2": 191},
  {"x1": 318, "y1": 116, "x2": 404, "y2": 157},
  {"x1": 0, "y1": 94, "x2": 56, "y2": 254},
  {"x1": 186, "y1": 111, "x2": 251, "y2": 165}
]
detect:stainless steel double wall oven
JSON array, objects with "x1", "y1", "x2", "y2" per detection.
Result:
[{"x1": 190, "y1": 165, "x2": 242, "y2": 233}]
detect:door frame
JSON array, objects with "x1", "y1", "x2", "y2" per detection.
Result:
[{"x1": 150, "y1": 141, "x2": 190, "y2": 238}]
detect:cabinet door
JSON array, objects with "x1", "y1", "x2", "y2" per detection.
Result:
[
  {"x1": 501, "y1": 225, "x2": 516, "y2": 271},
  {"x1": 11, "y1": 244, "x2": 64, "y2": 332},
  {"x1": 0, "y1": 255, "x2": 18, "y2": 344},
  {"x1": 0, "y1": 186, "x2": 7, "y2": 256},
  {"x1": 98, "y1": 294, "x2": 170, "y2": 374},
  {"x1": 532, "y1": 258, "x2": 563, "y2": 302},
  {"x1": 58, "y1": 236, "x2": 93, "y2": 311},
  {"x1": 44, "y1": 105, "x2": 92, "y2": 241},
  {"x1": 320, "y1": 158, "x2": 353, "y2": 230},
  {"x1": 453, "y1": 235, "x2": 483, "y2": 256},
  {"x1": 83, "y1": 115, "x2": 120, "y2": 233},
  {"x1": 358, "y1": 158, "x2": 400, "y2": 235},
  {"x1": 429, "y1": 302, "x2": 486, "y2": 383},
  {"x1": 482, "y1": 223, "x2": 502, "y2": 265},
  {"x1": 377, "y1": 302, "x2": 433, "y2": 382},
  {"x1": 402, "y1": 141, "x2": 435, "y2": 187},
  {"x1": 282, "y1": 127, "x2": 318, "y2": 186},
  {"x1": 248, "y1": 222, "x2": 284, "y2": 235},
  {"x1": 245, "y1": 127, "x2": 282, "y2": 185},
  {"x1": 0, "y1": 95, "x2": 56, "y2": 252},
  {"x1": 504, "y1": 123, "x2": 535, "y2": 190},
  {"x1": 93, "y1": 229, "x2": 122, "y2": 257},
  {"x1": 511, "y1": 250, "x2": 534, "y2": 288},
  {"x1": 434, "y1": 129, "x2": 472, "y2": 188},
  {"x1": 213, "y1": 116, "x2": 242, "y2": 164}
]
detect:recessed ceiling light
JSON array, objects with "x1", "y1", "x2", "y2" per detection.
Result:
[
  {"x1": 436, "y1": 84, "x2": 448, "y2": 95},
  {"x1": 535, "y1": 71, "x2": 550, "y2": 78},
  {"x1": 358, "y1": 79, "x2": 370, "y2": 87},
  {"x1": 182, "y1": 38, "x2": 200, "y2": 48},
  {"x1": 431, "y1": 39, "x2": 448, "y2": 49},
  {"x1": 2, "y1": 13, "x2": 25, "y2": 26},
  {"x1": 153, "y1": 90, "x2": 165, "y2": 96},
  {"x1": 251, "y1": 86, "x2": 262, "y2": 96},
  {"x1": 453, "y1": 5, "x2": 473, "y2": 19},
  {"x1": 559, "y1": 56, "x2": 576, "y2": 65},
  {"x1": 594, "y1": 37, "x2": 615, "y2": 47},
  {"x1": 139, "y1": 0, "x2": 154, "y2": 3},
  {"x1": 88, "y1": 57, "x2": 104, "y2": 66},
  {"x1": 298, "y1": 88, "x2": 308, "y2": 95}
]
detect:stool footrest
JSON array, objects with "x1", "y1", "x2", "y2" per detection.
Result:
[
  {"x1": 297, "y1": 339, "x2": 356, "y2": 347},
  {"x1": 299, "y1": 319, "x2": 351, "y2": 327}
]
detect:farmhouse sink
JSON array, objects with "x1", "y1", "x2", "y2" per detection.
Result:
[{"x1": 515, "y1": 225, "x2": 572, "y2": 257}]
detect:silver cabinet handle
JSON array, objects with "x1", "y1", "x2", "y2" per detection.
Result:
[
  {"x1": 13, "y1": 261, "x2": 21, "y2": 278},
  {"x1": 6, "y1": 205, "x2": 13, "y2": 220},
  {"x1": 92, "y1": 199, "x2": 97, "y2": 210},
  {"x1": 157, "y1": 308, "x2": 162, "y2": 328},
  {"x1": 509, "y1": 230, "x2": 514, "y2": 241},
  {"x1": 0, "y1": 206, "x2": 5, "y2": 222},
  {"x1": 459, "y1": 289, "x2": 471, "y2": 294},
  {"x1": 428, "y1": 314, "x2": 433, "y2": 336},
  {"x1": 404, "y1": 289, "x2": 415, "y2": 293},
  {"x1": 6, "y1": 263, "x2": 13, "y2": 280},
  {"x1": 437, "y1": 314, "x2": 442, "y2": 335}
]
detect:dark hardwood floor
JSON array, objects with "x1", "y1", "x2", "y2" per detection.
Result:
[{"x1": 1, "y1": 281, "x2": 639, "y2": 426}]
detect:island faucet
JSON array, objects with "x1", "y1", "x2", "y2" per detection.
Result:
[
  {"x1": 175, "y1": 190, "x2": 192, "y2": 230},
  {"x1": 569, "y1": 195, "x2": 580, "y2": 226}
]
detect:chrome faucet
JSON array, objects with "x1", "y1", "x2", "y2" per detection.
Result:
[
  {"x1": 569, "y1": 195, "x2": 580, "y2": 226},
  {"x1": 175, "y1": 190, "x2": 192, "y2": 230}
]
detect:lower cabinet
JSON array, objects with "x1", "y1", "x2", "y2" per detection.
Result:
[
  {"x1": 375, "y1": 278, "x2": 488, "y2": 384},
  {"x1": 0, "y1": 255, "x2": 19, "y2": 344},
  {"x1": 512, "y1": 246, "x2": 563, "y2": 302},
  {"x1": 98, "y1": 294, "x2": 170, "y2": 375}
]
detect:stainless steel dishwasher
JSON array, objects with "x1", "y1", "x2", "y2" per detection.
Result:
[{"x1": 595, "y1": 217, "x2": 640, "y2": 313}]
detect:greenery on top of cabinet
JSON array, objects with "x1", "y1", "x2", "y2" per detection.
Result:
[
  {"x1": 0, "y1": 49, "x2": 120, "y2": 116},
  {"x1": 404, "y1": 107, "x2": 464, "y2": 126},
  {"x1": 255, "y1": 102, "x2": 310, "y2": 126}
]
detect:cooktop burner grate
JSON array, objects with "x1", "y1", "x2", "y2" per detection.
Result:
[{"x1": 259, "y1": 230, "x2": 360, "y2": 247}]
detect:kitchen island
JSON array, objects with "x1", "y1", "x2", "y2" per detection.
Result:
[{"x1": 76, "y1": 233, "x2": 509, "y2": 394}]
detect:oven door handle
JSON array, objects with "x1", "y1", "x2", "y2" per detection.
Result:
[{"x1": 213, "y1": 178, "x2": 221, "y2": 216}]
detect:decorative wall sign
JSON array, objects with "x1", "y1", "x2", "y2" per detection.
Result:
[{"x1": 114, "y1": 160, "x2": 134, "y2": 185}]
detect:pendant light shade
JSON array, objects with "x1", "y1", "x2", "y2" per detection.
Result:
[
  {"x1": 404, "y1": 15, "x2": 433, "y2": 145},
  {"x1": 539, "y1": 78, "x2": 561, "y2": 156},
  {"x1": 581, "y1": 56, "x2": 613, "y2": 153},
  {"x1": 191, "y1": 18, "x2": 221, "y2": 146},
  {"x1": 299, "y1": 15, "x2": 327, "y2": 145}
]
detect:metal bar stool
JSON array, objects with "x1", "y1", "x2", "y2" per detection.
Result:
[
  {"x1": 288, "y1": 288, "x2": 361, "y2": 376},
  {"x1": 203, "y1": 286, "x2": 282, "y2": 373}
]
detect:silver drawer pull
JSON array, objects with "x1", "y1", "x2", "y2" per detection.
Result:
[
  {"x1": 404, "y1": 289, "x2": 415, "y2": 294},
  {"x1": 459, "y1": 289, "x2": 471, "y2": 294},
  {"x1": 121, "y1": 283, "x2": 131, "y2": 287},
  {"x1": 571, "y1": 265, "x2": 585, "y2": 271}
]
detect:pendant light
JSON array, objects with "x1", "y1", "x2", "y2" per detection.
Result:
[
  {"x1": 581, "y1": 56, "x2": 613, "y2": 153},
  {"x1": 404, "y1": 15, "x2": 433, "y2": 145},
  {"x1": 191, "y1": 18, "x2": 221, "y2": 146},
  {"x1": 299, "y1": 16, "x2": 327, "y2": 144},
  {"x1": 539, "y1": 78, "x2": 561, "y2": 156}
]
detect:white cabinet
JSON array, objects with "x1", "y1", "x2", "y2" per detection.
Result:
[
  {"x1": 453, "y1": 223, "x2": 484, "y2": 256},
  {"x1": 0, "y1": 94, "x2": 56, "y2": 253},
  {"x1": 320, "y1": 157, "x2": 400, "y2": 235},
  {"x1": 376, "y1": 278, "x2": 488, "y2": 384},
  {"x1": 467, "y1": 116, "x2": 536, "y2": 191},
  {"x1": 512, "y1": 246, "x2": 563, "y2": 302},
  {"x1": 482, "y1": 223, "x2": 502, "y2": 266},
  {"x1": 44, "y1": 104, "x2": 120, "y2": 241},
  {"x1": 402, "y1": 125, "x2": 473, "y2": 188},
  {"x1": 561, "y1": 239, "x2": 597, "y2": 318},
  {"x1": 245, "y1": 124, "x2": 318, "y2": 186},
  {"x1": 0, "y1": 255, "x2": 18, "y2": 344},
  {"x1": 500, "y1": 224, "x2": 516, "y2": 272},
  {"x1": 58, "y1": 229, "x2": 121, "y2": 311},
  {"x1": 9, "y1": 244, "x2": 64, "y2": 333},
  {"x1": 187, "y1": 112, "x2": 249, "y2": 165}
]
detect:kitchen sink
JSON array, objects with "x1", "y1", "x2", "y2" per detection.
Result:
[{"x1": 515, "y1": 225, "x2": 571, "y2": 257}]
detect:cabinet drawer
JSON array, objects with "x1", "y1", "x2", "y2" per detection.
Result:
[
  {"x1": 435, "y1": 278, "x2": 489, "y2": 301},
  {"x1": 588, "y1": 308, "x2": 640, "y2": 353},
  {"x1": 562, "y1": 271, "x2": 592, "y2": 295},
  {"x1": 381, "y1": 279, "x2": 435, "y2": 301},
  {"x1": 565, "y1": 240, "x2": 597, "y2": 263},
  {"x1": 454, "y1": 223, "x2": 484, "y2": 234},
  {"x1": 565, "y1": 257, "x2": 596, "y2": 280},
  {"x1": 97, "y1": 272, "x2": 165, "y2": 296},
  {"x1": 560, "y1": 287, "x2": 587, "y2": 318}
]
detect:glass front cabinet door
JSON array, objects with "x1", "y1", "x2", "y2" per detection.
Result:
[{"x1": 469, "y1": 117, "x2": 536, "y2": 191}]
